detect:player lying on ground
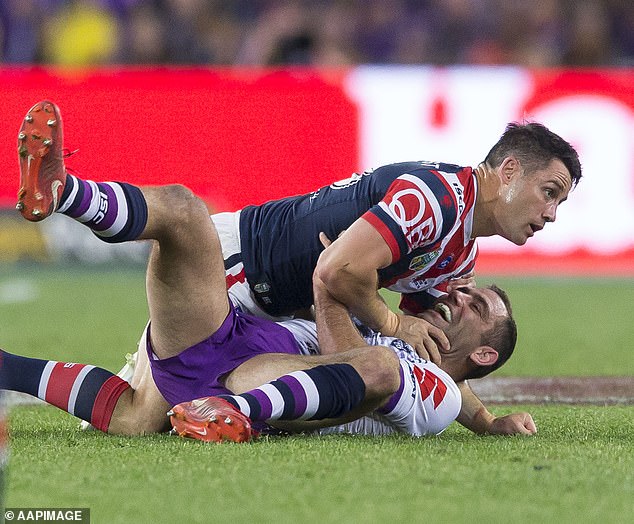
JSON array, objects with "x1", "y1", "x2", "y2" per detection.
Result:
[
  {"x1": 14, "y1": 100, "x2": 546, "y2": 435},
  {"x1": 3, "y1": 102, "x2": 534, "y2": 440}
]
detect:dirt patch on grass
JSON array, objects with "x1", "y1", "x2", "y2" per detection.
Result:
[{"x1": 471, "y1": 376, "x2": 634, "y2": 405}]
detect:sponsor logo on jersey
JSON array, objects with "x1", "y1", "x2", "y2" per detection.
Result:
[
  {"x1": 329, "y1": 170, "x2": 370, "y2": 190},
  {"x1": 437, "y1": 255, "x2": 453, "y2": 269},
  {"x1": 380, "y1": 176, "x2": 437, "y2": 250},
  {"x1": 409, "y1": 250, "x2": 440, "y2": 271},
  {"x1": 410, "y1": 278, "x2": 431, "y2": 291},
  {"x1": 451, "y1": 182, "x2": 465, "y2": 213},
  {"x1": 412, "y1": 366, "x2": 447, "y2": 409},
  {"x1": 254, "y1": 282, "x2": 270, "y2": 293}
]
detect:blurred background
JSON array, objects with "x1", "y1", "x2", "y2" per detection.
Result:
[{"x1": 0, "y1": 0, "x2": 632, "y2": 67}]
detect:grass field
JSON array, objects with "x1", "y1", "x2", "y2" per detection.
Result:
[{"x1": 2, "y1": 265, "x2": 634, "y2": 522}]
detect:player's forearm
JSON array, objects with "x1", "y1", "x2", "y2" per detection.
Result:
[
  {"x1": 455, "y1": 381, "x2": 495, "y2": 434},
  {"x1": 313, "y1": 276, "x2": 366, "y2": 355},
  {"x1": 316, "y1": 263, "x2": 396, "y2": 335}
]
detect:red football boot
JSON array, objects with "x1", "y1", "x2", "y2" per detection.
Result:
[
  {"x1": 168, "y1": 397, "x2": 254, "y2": 444},
  {"x1": 16, "y1": 100, "x2": 67, "y2": 222}
]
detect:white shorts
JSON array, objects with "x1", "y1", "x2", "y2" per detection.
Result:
[{"x1": 210, "y1": 211, "x2": 292, "y2": 321}]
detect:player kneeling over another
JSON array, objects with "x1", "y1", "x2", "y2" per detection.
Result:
[{"x1": 2, "y1": 101, "x2": 533, "y2": 442}]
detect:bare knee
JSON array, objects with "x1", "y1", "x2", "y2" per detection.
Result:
[
  {"x1": 145, "y1": 184, "x2": 210, "y2": 238},
  {"x1": 351, "y1": 346, "x2": 401, "y2": 401},
  {"x1": 107, "y1": 386, "x2": 171, "y2": 436}
]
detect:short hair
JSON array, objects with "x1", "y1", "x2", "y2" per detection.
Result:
[
  {"x1": 464, "y1": 284, "x2": 517, "y2": 380},
  {"x1": 484, "y1": 122, "x2": 582, "y2": 188}
]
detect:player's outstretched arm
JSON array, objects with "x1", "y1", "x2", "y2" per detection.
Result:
[{"x1": 456, "y1": 381, "x2": 537, "y2": 435}]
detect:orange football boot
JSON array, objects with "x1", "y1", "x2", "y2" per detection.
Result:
[
  {"x1": 168, "y1": 397, "x2": 254, "y2": 443},
  {"x1": 16, "y1": 100, "x2": 67, "y2": 222}
]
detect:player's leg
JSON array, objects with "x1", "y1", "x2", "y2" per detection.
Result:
[
  {"x1": 170, "y1": 344, "x2": 402, "y2": 442},
  {"x1": 0, "y1": 347, "x2": 168, "y2": 435},
  {"x1": 108, "y1": 351, "x2": 171, "y2": 434},
  {"x1": 16, "y1": 100, "x2": 230, "y2": 360}
]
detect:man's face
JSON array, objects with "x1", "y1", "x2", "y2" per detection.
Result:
[
  {"x1": 497, "y1": 158, "x2": 572, "y2": 246},
  {"x1": 418, "y1": 287, "x2": 509, "y2": 355}
]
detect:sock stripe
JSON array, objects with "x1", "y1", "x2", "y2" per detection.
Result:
[
  {"x1": 238, "y1": 393, "x2": 262, "y2": 420},
  {"x1": 43, "y1": 362, "x2": 87, "y2": 412},
  {"x1": 248, "y1": 387, "x2": 274, "y2": 420},
  {"x1": 67, "y1": 364, "x2": 96, "y2": 416},
  {"x1": 88, "y1": 182, "x2": 117, "y2": 231},
  {"x1": 90, "y1": 375, "x2": 131, "y2": 432},
  {"x1": 57, "y1": 177, "x2": 148, "y2": 243},
  {"x1": 75, "y1": 180, "x2": 100, "y2": 222},
  {"x1": 57, "y1": 175, "x2": 78, "y2": 213},
  {"x1": 259, "y1": 383, "x2": 286, "y2": 420},
  {"x1": 64, "y1": 176, "x2": 87, "y2": 216},
  {"x1": 115, "y1": 183, "x2": 148, "y2": 241},
  {"x1": 290, "y1": 370, "x2": 320, "y2": 420},
  {"x1": 73, "y1": 367, "x2": 119, "y2": 422},
  {"x1": 276, "y1": 375, "x2": 304, "y2": 418},
  {"x1": 231, "y1": 396, "x2": 251, "y2": 418},
  {"x1": 37, "y1": 361, "x2": 57, "y2": 399},
  {"x1": 94, "y1": 182, "x2": 127, "y2": 236},
  {"x1": 273, "y1": 378, "x2": 297, "y2": 419}
]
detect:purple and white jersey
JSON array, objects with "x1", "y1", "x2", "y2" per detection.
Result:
[{"x1": 280, "y1": 320, "x2": 462, "y2": 437}]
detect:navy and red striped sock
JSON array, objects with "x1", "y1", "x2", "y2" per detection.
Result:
[{"x1": 1, "y1": 350, "x2": 130, "y2": 432}]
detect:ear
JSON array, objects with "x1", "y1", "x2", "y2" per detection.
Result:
[
  {"x1": 469, "y1": 346, "x2": 499, "y2": 368},
  {"x1": 498, "y1": 156, "x2": 520, "y2": 184}
]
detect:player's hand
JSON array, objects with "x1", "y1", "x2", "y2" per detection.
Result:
[
  {"x1": 319, "y1": 232, "x2": 333, "y2": 248},
  {"x1": 391, "y1": 314, "x2": 449, "y2": 365},
  {"x1": 487, "y1": 412, "x2": 537, "y2": 435},
  {"x1": 446, "y1": 271, "x2": 476, "y2": 292}
]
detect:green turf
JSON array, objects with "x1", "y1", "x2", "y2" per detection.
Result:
[
  {"x1": 2, "y1": 266, "x2": 633, "y2": 522},
  {"x1": 6, "y1": 404, "x2": 634, "y2": 523}
]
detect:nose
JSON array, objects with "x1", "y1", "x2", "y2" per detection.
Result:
[
  {"x1": 544, "y1": 202, "x2": 557, "y2": 223},
  {"x1": 448, "y1": 288, "x2": 468, "y2": 306}
]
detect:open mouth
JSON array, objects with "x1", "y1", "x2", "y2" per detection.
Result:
[{"x1": 434, "y1": 302, "x2": 452, "y2": 323}]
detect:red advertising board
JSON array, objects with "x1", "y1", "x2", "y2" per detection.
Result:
[
  {"x1": 0, "y1": 67, "x2": 358, "y2": 211},
  {"x1": 0, "y1": 66, "x2": 632, "y2": 275}
]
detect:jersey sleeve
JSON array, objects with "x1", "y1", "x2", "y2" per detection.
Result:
[
  {"x1": 379, "y1": 360, "x2": 462, "y2": 436},
  {"x1": 361, "y1": 171, "x2": 458, "y2": 264}
]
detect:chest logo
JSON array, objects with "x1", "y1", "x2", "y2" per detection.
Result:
[
  {"x1": 437, "y1": 255, "x2": 454, "y2": 269},
  {"x1": 409, "y1": 250, "x2": 440, "y2": 271}
]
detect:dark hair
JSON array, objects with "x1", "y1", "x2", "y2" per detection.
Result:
[
  {"x1": 484, "y1": 122, "x2": 582, "y2": 188},
  {"x1": 465, "y1": 284, "x2": 517, "y2": 380}
]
